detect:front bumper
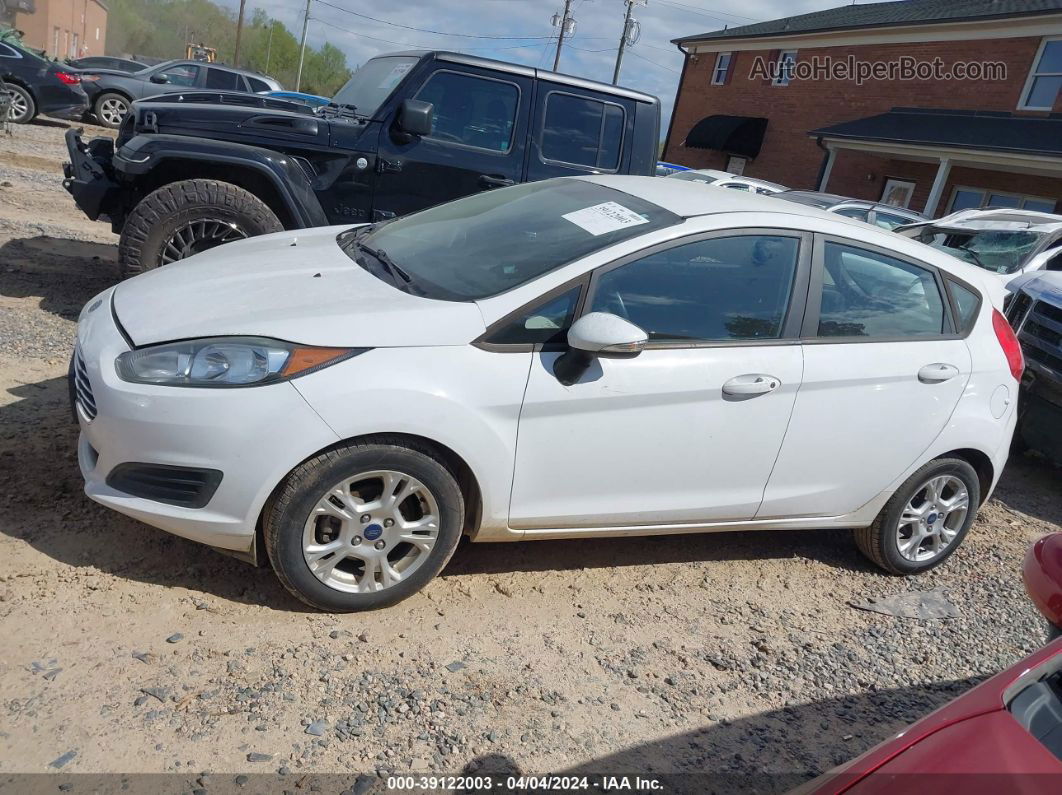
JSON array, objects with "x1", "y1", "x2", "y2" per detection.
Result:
[
  {"x1": 62, "y1": 128, "x2": 119, "y2": 222},
  {"x1": 74, "y1": 290, "x2": 340, "y2": 553}
]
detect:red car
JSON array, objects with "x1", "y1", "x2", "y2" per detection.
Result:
[{"x1": 796, "y1": 533, "x2": 1062, "y2": 794}]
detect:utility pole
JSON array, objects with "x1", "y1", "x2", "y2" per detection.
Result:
[
  {"x1": 551, "y1": 0, "x2": 575, "y2": 72},
  {"x1": 233, "y1": 0, "x2": 247, "y2": 67},
  {"x1": 296, "y1": 0, "x2": 312, "y2": 91},
  {"x1": 264, "y1": 20, "x2": 275, "y2": 73},
  {"x1": 613, "y1": 0, "x2": 644, "y2": 85}
]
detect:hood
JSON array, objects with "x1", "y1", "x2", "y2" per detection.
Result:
[{"x1": 112, "y1": 227, "x2": 486, "y2": 348}]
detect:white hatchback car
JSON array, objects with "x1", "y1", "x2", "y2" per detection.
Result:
[{"x1": 73, "y1": 176, "x2": 1023, "y2": 611}]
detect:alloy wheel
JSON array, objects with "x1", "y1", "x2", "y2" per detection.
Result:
[
  {"x1": 7, "y1": 91, "x2": 29, "y2": 122},
  {"x1": 302, "y1": 470, "x2": 441, "y2": 593},
  {"x1": 98, "y1": 97, "x2": 128, "y2": 126},
  {"x1": 159, "y1": 219, "x2": 248, "y2": 264},
  {"x1": 895, "y1": 475, "x2": 970, "y2": 562}
]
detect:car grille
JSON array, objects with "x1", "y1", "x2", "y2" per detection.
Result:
[
  {"x1": 73, "y1": 346, "x2": 97, "y2": 420},
  {"x1": 1013, "y1": 297, "x2": 1062, "y2": 374}
]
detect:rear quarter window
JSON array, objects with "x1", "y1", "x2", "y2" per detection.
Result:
[
  {"x1": 541, "y1": 92, "x2": 624, "y2": 170},
  {"x1": 947, "y1": 279, "x2": 981, "y2": 332}
]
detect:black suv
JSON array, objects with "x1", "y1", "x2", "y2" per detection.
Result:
[
  {"x1": 63, "y1": 50, "x2": 660, "y2": 277},
  {"x1": 0, "y1": 38, "x2": 88, "y2": 123},
  {"x1": 1007, "y1": 272, "x2": 1062, "y2": 465}
]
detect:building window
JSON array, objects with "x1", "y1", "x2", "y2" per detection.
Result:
[
  {"x1": 948, "y1": 186, "x2": 1057, "y2": 214},
  {"x1": 1020, "y1": 37, "x2": 1062, "y2": 110},
  {"x1": 773, "y1": 50, "x2": 797, "y2": 86},
  {"x1": 711, "y1": 52, "x2": 732, "y2": 85}
]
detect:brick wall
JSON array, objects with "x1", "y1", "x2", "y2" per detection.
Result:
[
  {"x1": 14, "y1": 0, "x2": 107, "y2": 59},
  {"x1": 663, "y1": 35, "x2": 1059, "y2": 205}
]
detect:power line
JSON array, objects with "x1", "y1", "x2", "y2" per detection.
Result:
[
  {"x1": 324, "y1": 18, "x2": 553, "y2": 53},
  {"x1": 314, "y1": 0, "x2": 555, "y2": 40},
  {"x1": 653, "y1": 1, "x2": 757, "y2": 23}
]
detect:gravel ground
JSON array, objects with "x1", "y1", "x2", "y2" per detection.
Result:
[{"x1": 1, "y1": 120, "x2": 1061, "y2": 792}]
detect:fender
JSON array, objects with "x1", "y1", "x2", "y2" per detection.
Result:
[{"x1": 113, "y1": 134, "x2": 329, "y2": 229}]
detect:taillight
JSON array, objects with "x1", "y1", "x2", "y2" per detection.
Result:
[
  {"x1": 992, "y1": 308, "x2": 1024, "y2": 382},
  {"x1": 55, "y1": 71, "x2": 80, "y2": 85}
]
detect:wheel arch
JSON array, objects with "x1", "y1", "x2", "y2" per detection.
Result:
[
  {"x1": 252, "y1": 431, "x2": 485, "y2": 567},
  {"x1": 131, "y1": 159, "x2": 298, "y2": 228},
  {"x1": 95, "y1": 87, "x2": 133, "y2": 103},
  {"x1": 939, "y1": 447, "x2": 994, "y2": 505}
]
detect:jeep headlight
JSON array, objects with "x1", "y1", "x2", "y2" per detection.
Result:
[{"x1": 115, "y1": 337, "x2": 365, "y2": 387}]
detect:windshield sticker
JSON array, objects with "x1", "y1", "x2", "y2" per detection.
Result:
[
  {"x1": 379, "y1": 62, "x2": 413, "y2": 90},
  {"x1": 562, "y1": 202, "x2": 650, "y2": 236}
]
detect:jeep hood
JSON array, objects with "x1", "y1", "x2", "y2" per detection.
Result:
[{"x1": 112, "y1": 227, "x2": 486, "y2": 348}]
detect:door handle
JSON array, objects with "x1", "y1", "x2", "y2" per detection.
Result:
[
  {"x1": 918, "y1": 363, "x2": 960, "y2": 384},
  {"x1": 479, "y1": 174, "x2": 514, "y2": 189},
  {"x1": 722, "y1": 374, "x2": 781, "y2": 396}
]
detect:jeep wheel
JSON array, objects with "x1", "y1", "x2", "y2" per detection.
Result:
[
  {"x1": 94, "y1": 92, "x2": 130, "y2": 128},
  {"x1": 118, "y1": 179, "x2": 283, "y2": 278}
]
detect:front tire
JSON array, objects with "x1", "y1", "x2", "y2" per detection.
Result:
[
  {"x1": 118, "y1": 179, "x2": 283, "y2": 278},
  {"x1": 6, "y1": 84, "x2": 36, "y2": 123},
  {"x1": 264, "y1": 439, "x2": 465, "y2": 612},
  {"x1": 94, "y1": 92, "x2": 130, "y2": 128},
  {"x1": 855, "y1": 457, "x2": 980, "y2": 575}
]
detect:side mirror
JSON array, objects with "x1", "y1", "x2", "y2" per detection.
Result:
[
  {"x1": 150, "y1": 73, "x2": 169, "y2": 84},
  {"x1": 395, "y1": 98, "x2": 433, "y2": 139},
  {"x1": 554, "y1": 312, "x2": 647, "y2": 386}
]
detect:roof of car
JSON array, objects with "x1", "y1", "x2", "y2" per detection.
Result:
[
  {"x1": 577, "y1": 175, "x2": 850, "y2": 220},
  {"x1": 381, "y1": 50, "x2": 658, "y2": 104},
  {"x1": 925, "y1": 208, "x2": 1062, "y2": 232}
]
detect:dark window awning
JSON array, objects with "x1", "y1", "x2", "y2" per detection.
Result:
[
  {"x1": 809, "y1": 107, "x2": 1062, "y2": 158},
  {"x1": 683, "y1": 115, "x2": 768, "y2": 158}
]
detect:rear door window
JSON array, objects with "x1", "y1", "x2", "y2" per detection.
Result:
[
  {"x1": 206, "y1": 68, "x2": 241, "y2": 90},
  {"x1": 816, "y1": 242, "x2": 947, "y2": 338},
  {"x1": 541, "y1": 92, "x2": 624, "y2": 170}
]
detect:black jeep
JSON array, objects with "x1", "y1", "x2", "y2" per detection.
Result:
[{"x1": 63, "y1": 50, "x2": 661, "y2": 277}]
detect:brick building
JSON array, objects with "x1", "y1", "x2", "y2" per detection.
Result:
[
  {"x1": 664, "y1": 0, "x2": 1062, "y2": 217},
  {"x1": 5, "y1": 0, "x2": 108, "y2": 59}
]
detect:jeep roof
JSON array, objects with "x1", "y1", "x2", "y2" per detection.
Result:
[{"x1": 388, "y1": 50, "x2": 659, "y2": 105}]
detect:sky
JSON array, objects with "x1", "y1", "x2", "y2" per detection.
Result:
[{"x1": 217, "y1": 0, "x2": 878, "y2": 126}]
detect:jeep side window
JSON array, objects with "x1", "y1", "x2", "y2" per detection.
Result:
[
  {"x1": 157, "y1": 64, "x2": 199, "y2": 87},
  {"x1": 206, "y1": 68, "x2": 240, "y2": 91},
  {"x1": 415, "y1": 71, "x2": 518, "y2": 152},
  {"x1": 541, "y1": 93, "x2": 624, "y2": 170}
]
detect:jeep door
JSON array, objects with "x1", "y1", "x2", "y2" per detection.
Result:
[
  {"x1": 372, "y1": 64, "x2": 532, "y2": 220},
  {"x1": 525, "y1": 84, "x2": 636, "y2": 180}
]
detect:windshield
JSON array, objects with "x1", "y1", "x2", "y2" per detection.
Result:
[
  {"x1": 338, "y1": 179, "x2": 682, "y2": 300},
  {"x1": 915, "y1": 227, "x2": 1044, "y2": 274},
  {"x1": 331, "y1": 56, "x2": 419, "y2": 116}
]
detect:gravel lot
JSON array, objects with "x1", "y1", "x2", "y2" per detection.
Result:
[{"x1": 1, "y1": 120, "x2": 1061, "y2": 791}]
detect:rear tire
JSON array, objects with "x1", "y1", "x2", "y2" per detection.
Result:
[
  {"x1": 118, "y1": 179, "x2": 282, "y2": 278},
  {"x1": 855, "y1": 457, "x2": 980, "y2": 575},
  {"x1": 94, "y1": 92, "x2": 130, "y2": 128},
  {"x1": 264, "y1": 439, "x2": 464, "y2": 612},
  {"x1": 6, "y1": 83, "x2": 35, "y2": 123}
]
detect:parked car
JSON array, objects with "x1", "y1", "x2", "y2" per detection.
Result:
[
  {"x1": 655, "y1": 160, "x2": 690, "y2": 177},
  {"x1": 71, "y1": 176, "x2": 1021, "y2": 611},
  {"x1": 775, "y1": 190, "x2": 926, "y2": 230},
  {"x1": 67, "y1": 56, "x2": 147, "y2": 74},
  {"x1": 795, "y1": 537, "x2": 1062, "y2": 794},
  {"x1": 266, "y1": 89, "x2": 330, "y2": 109},
  {"x1": 667, "y1": 167, "x2": 788, "y2": 195},
  {"x1": 1006, "y1": 271, "x2": 1062, "y2": 465},
  {"x1": 63, "y1": 50, "x2": 661, "y2": 277},
  {"x1": 77, "y1": 58, "x2": 281, "y2": 128},
  {"x1": 0, "y1": 37, "x2": 88, "y2": 123},
  {"x1": 896, "y1": 208, "x2": 1062, "y2": 283}
]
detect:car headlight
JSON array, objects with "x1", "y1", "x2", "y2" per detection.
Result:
[{"x1": 115, "y1": 337, "x2": 366, "y2": 387}]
